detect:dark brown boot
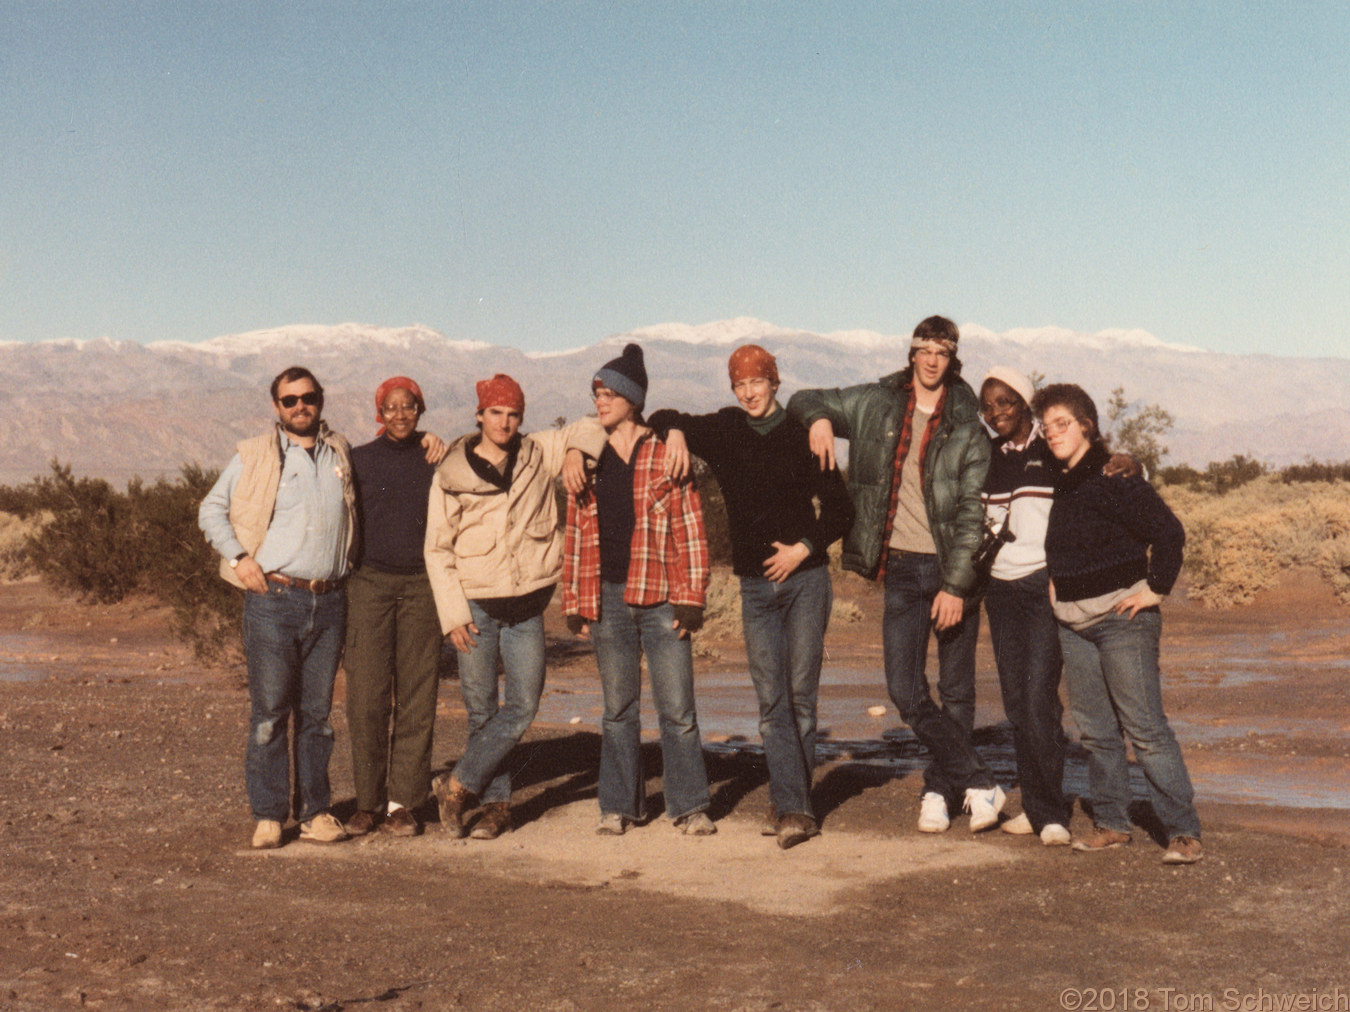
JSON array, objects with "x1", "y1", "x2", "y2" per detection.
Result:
[
  {"x1": 432, "y1": 773, "x2": 474, "y2": 838},
  {"x1": 470, "y1": 802, "x2": 512, "y2": 840}
]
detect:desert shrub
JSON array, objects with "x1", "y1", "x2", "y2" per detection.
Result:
[
  {"x1": 1164, "y1": 476, "x2": 1350, "y2": 606},
  {"x1": 23, "y1": 463, "x2": 143, "y2": 603},
  {"x1": 1158, "y1": 455, "x2": 1265, "y2": 494},
  {"x1": 690, "y1": 459, "x2": 732, "y2": 567},
  {"x1": 694, "y1": 568, "x2": 742, "y2": 658},
  {"x1": 1281, "y1": 459, "x2": 1350, "y2": 484},
  {"x1": 0, "y1": 511, "x2": 46, "y2": 581},
  {"x1": 830, "y1": 598, "x2": 865, "y2": 624},
  {"x1": 129, "y1": 464, "x2": 243, "y2": 661},
  {"x1": 10, "y1": 461, "x2": 242, "y2": 659},
  {"x1": 1156, "y1": 463, "x2": 1203, "y2": 489}
]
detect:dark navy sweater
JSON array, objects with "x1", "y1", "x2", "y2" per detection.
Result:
[
  {"x1": 648, "y1": 406, "x2": 854, "y2": 579},
  {"x1": 351, "y1": 432, "x2": 436, "y2": 575},
  {"x1": 1044, "y1": 442, "x2": 1184, "y2": 602}
]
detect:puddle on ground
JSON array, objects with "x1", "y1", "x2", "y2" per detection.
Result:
[
  {"x1": 536, "y1": 663, "x2": 1350, "y2": 812},
  {"x1": 0, "y1": 634, "x2": 52, "y2": 682}
]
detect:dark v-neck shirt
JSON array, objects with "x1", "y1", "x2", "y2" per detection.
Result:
[{"x1": 594, "y1": 437, "x2": 645, "y2": 584}]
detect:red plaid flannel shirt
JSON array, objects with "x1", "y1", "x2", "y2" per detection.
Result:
[
  {"x1": 876, "y1": 385, "x2": 947, "y2": 583},
  {"x1": 562, "y1": 435, "x2": 709, "y2": 621}
]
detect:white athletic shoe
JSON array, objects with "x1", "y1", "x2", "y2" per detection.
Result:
[
  {"x1": 1000, "y1": 812, "x2": 1034, "y2": 835},
  {"x1": 917, "y1": 792, "x2": 951, "y2": 833},
  {"x1": 1040, "y1": 823, "x2": 1072, "y2": 847},
  {"x1": 963, "y1": 785, "x2": 1007, "y2": 832}
]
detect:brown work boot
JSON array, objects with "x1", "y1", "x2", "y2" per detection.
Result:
[
  {"x1": 760, "y1": 804, "x2": 780, "y2": 836},
  {"x1": 1071, "y1": 825, "x2": 1132, "y2": 853},
  {"x1": 343, "y1": 810, "x2": 380, "y2": 836},
  {"x1": 470, "y1": 802, "x2": 512, "y2": 840},
  {"x1": 776, "y1": 813, "x2": 820, "y2": 851},
  {"x1": 432, "y1": 772, "x2": 474, "y2": 838},
  {"x1": 380, "y1": 806, "x2": 420, "y2": 837}
]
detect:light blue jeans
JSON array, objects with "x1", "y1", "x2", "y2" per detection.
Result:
[
  {"x1": 452, "y1": 598, "x2": 547, "y2": 803},
  {"x1": 241, "y1": 582, "x2": 346, "y2": 822},
  {"x1": 590, "y1": 582, "x2": 711, "y2": 822},
  {"x1": 739, "y1": 565, "x2": 832, "y2": 817},
  {"x1": 1058, "y1": 609, "x2": 1201, "y2": 839}
]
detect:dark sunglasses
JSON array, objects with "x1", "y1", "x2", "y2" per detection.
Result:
[{"x1": 277, "y1": 391, "x2": 321, "y2": 408}]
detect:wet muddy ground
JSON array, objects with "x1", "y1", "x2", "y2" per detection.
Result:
[{"x1": 1, "y1": 572, "x2": 1347, "y2": 1010}]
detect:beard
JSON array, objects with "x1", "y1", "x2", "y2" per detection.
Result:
[{"x1": 283, "y1": 411, "x2": 320, "y2": 438}]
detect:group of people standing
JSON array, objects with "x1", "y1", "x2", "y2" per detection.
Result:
[{"x1": 199, "y1": 316, "x2": 1203, "y2": 864}]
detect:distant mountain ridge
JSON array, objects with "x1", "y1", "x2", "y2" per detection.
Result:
[{"x1": 3, "y1": 319, "x2": 1347, "y2": 485}]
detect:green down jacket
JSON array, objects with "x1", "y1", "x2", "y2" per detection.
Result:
[{"x1": 787, "y1": 371, "x2": 991, "y2": 596}]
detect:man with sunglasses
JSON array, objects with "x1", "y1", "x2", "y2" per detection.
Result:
[{"x1": 199, "y1": 365, "x2": 358, "y2": 849}]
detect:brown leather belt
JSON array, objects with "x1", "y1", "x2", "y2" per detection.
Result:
[{"x1": 266, "y1": 572, "x2": 346, "y2": 595}]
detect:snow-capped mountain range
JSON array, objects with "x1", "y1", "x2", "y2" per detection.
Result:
[{"x1": 3, "y1": 318, "x2": 1347, "y2": 485}]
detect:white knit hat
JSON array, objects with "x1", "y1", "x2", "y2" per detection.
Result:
[{"x1": 979, "y1": 366, "x2": 1035, "y2": 410}]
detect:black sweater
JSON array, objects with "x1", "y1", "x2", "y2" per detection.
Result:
[
  {"x1": 351, "y1": 432, "x2": 436, "y2": 575},
  {"x1": 648, "y1": 406, "x2": 854, "y2": 579},
  {"x1": 1044, "y1": 442, "x2": 1185, "y2": 602}
]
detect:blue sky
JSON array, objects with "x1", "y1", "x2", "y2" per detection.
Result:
[{"x1": 3, "y1": 1, "x2": 1346, "y2": 356}]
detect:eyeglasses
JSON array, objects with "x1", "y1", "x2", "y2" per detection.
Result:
[
  {"x1": 592, "y1": 389, "x2": 620, "y2": 403},
  {"x1": 1042, "y1": 417, "x2": 1078, "y2": 436},
  {"x1": 277, "y1": 392, "x2": 321, "y2": 408},
  {"x1": 381, "y1": 403, "x2": 419, "y2": 417}
]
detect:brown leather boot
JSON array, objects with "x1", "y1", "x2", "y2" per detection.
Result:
[
  {"x1": 432, "y1": 773, "x2": 474, "y2": 838},
  {"x1": 470, "y1": 802, "x2": 512, "y2": 840}
]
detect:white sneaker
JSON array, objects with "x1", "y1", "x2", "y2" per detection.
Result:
[
  {"x1": 1040, "y1": 823, "x2": 1072, "y2": 847},
  {"x1": 917, "y1": 792, "x2": 950, "y2": 833},
  {"x1": 963, "y1": 785, "x2": 1007, "y2": 832},
  {"x1": 1000, "y1": 812, "x2": 1034, "y2": 835},
  {"x1": 595, "y1": 813, "x2": 628, "y2": 836}
]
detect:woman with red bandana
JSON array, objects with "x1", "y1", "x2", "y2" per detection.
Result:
[{"x1": 343, "y1": 377, "x2": 448, "y2": 838}]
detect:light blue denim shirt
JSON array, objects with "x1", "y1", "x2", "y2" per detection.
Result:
[{"x1": 198, "y1": 431, "x2": 350, "y2": 581}]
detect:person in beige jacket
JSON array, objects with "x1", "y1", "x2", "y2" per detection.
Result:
[{"x1": 426, "y1": 374, "x2": 605, "y2": 839}]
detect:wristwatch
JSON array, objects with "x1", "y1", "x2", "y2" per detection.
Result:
[{"x1": 229, "y1": 553, "x2": 247, "y2": 569}]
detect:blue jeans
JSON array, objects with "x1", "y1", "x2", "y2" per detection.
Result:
[
  {"x1": 739, "y1": 565, "x2": 832, "y2": 817},
  {"x1": 452, "y1": 599, "x2": 547, "y2": 803},
  {"x1": 591, "y1": 581, "x2": 711, "y2": 821},
  {"x1": 984, "y1": 569, "x2": 1070, "y2": 831},
  {"x1": 241, "y1": 582, "x2": 347, "y2": 822},
  {"x1": 1058, "y1": 609, "x2": 1201, "y2": 839},
  {"x1": 882, "y1": 551, "x2": 994, "y2": 802}
]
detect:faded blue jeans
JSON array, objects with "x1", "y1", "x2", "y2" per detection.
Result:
[
  {"x1": 883, "y1": 551, "x2": 995, "y2": 803},
  {"x1": 590, "y1": 581, "x2": 711, "y2": 822},
  {"x1": 1058, "y1": 608, "x2": 1201, "y2": 840},
  {"x1": 739, "y1": 565, "x2": 832, "y2": 818},
  {"x1": 984, "y1": 568, "x2": 1070, "y2": 831},
  {"x1": 452, "y1": 598, "x2": 547, "y2": 803},
  {"x1": 242, "y1": 582, "x2": 347, "y2": 822}
]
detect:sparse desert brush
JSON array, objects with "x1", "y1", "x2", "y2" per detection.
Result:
[
  {"x1": 1163, "y1": 476, "x2": 1350, "y2": 606},
  {"x1": 830, "y1": 598, "x2": 864, "y2": 624},
  {"x1": 0, "y1": 510, "x2": 47, "y2": 581},
  {"x1": 694, "y1": 568, "x2": 741, "y2": 658},
  {"x1": 2, "y1": 461, "x2": 242, "y2": 659},
  {"x1": 693, "y1": 565, "x2": 864, "y2": 659}
]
